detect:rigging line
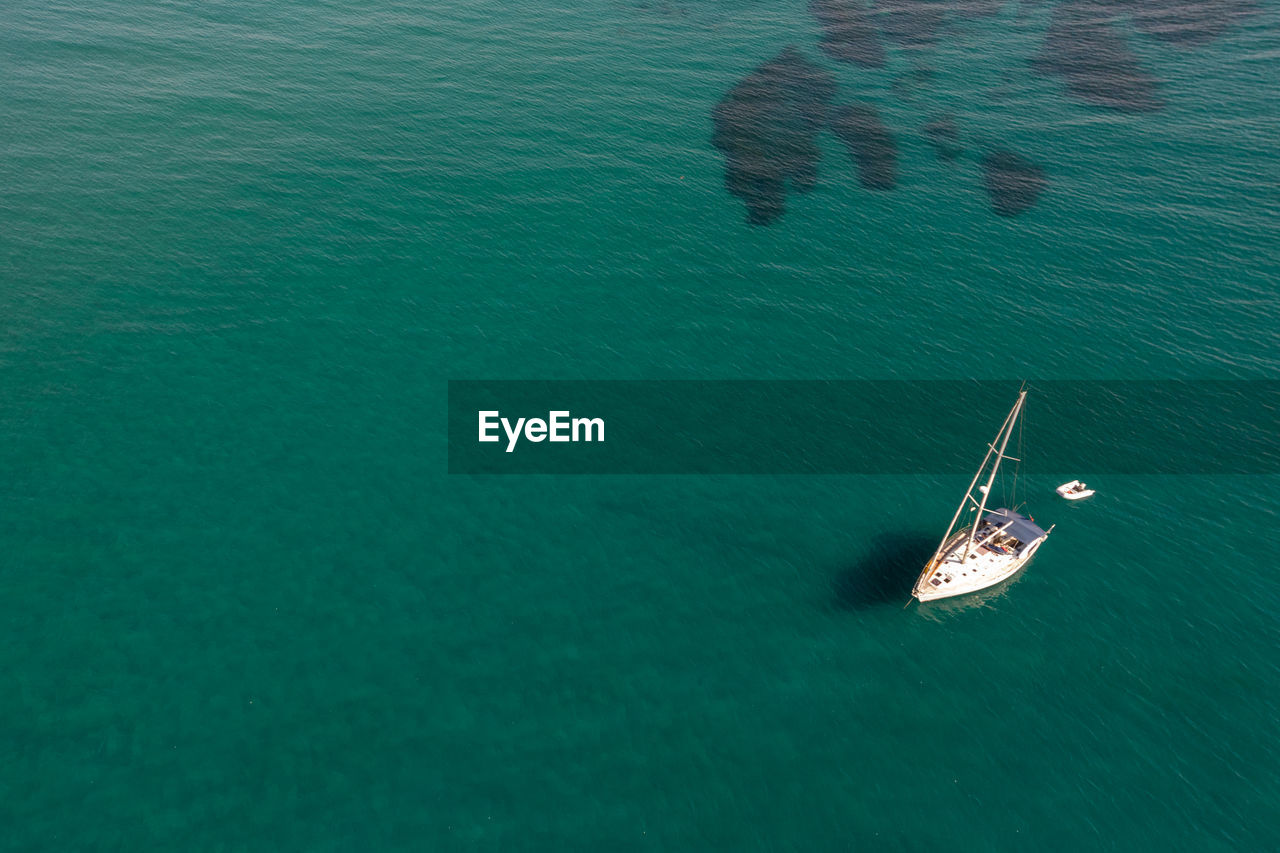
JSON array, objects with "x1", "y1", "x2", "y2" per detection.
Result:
[
  {"x1": 1015, "y1": 391, "x2": 1026, "y2": 508},
  {"x1": 1000, "y1": 447, "x2": 1007, "y2": 506}
]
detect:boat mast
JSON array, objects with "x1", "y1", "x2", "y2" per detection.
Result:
[
  {"x1": 963, "y1": 390, "x2": 1026, "y2": 559},
  {"x1": 921, "y1": 394, "x2": 1023, "y2": 574}
]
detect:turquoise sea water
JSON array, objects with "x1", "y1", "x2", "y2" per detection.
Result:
[{"x1": 2, "y1": 1, "x2": 1278, "y2": 849}]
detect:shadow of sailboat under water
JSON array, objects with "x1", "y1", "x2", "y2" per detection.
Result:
[{"x1": 831, "y1": 532, "x2": 936, "y2": 610}]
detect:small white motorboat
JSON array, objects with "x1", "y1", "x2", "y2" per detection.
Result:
[{"x1": 1056, "y1": 480, "x2": 1095, "y2": 500}]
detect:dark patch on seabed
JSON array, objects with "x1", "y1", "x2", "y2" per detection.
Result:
[
  {"x1": 981, "y1": 148, "x2": 1047, "y2": 216},
  {"x1": 1033, "y1": 0, "x2": 1165, "y2": 112},
  {"x1": 1030, "y1": 0, "x2": 1256, "y2": 111},
  {"x1": 873, "y1": 0, "x2": 1005, "y2": 48},
  {"x1": 874, "y1": 0, "x2": 948, "y2": 47},
  {"x1": 1123, "y1": 0, "x2": 1257, "y2": 45},
  {"x1": 830, "y1": 104, "x2": 898, "y2": 190},
  {"x1": 832, "y1": 532, "x2": 937, "y2": 609},
  {"x1": 706, "y1": 0, "x2": 1260, "y2": 221},
  {"x1": 712, "y1": 47, "x2": 836, "y2": 225},
  {"x1": 810, "y1": 0, "x2": 886, "y2": 67}
]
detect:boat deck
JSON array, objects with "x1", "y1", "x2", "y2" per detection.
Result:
[{"x1": 914, "y1": 523, "x2": 1045, "y2": 601}]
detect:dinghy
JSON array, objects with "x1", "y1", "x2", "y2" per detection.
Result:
[{"x1": 1056, "y1": 480, "x2": 1094, "y2": 500}]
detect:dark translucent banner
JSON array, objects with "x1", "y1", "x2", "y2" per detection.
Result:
[{"x1": 447, "y1": 381, "x2": 1279, "y2": 474}]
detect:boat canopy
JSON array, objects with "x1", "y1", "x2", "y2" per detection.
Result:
[{"x1": 983, "y1": 508, "x2": 1047, "y2": 544}]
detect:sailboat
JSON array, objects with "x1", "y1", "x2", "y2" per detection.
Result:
[{"x1": 912, "y1": 388, "x2": 1052, "y2": 603}]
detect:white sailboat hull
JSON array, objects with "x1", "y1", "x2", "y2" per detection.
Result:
[
  {"x1": 913, "y1": 527, "x2": 1046, "y2": 602},
  {"x1": 908, "y1": 389, "x2": 1050, "y2": 604}
]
